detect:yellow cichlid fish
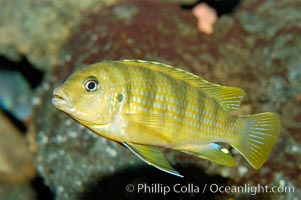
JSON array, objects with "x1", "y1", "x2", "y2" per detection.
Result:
[{"x1": 52, "y1": 60, "x2": 281, "y2": 177}]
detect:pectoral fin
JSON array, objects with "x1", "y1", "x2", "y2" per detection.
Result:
[
  {"x1": 185, "y1": 143, "x2": 235, "y2": 167},
  {"x1": 124, "y1": 142, "x2": 183, "y2": 177},
  {"x1": 124, "y1": 113, "x2": 174, "y2": 143},
  {"x1": 125, "y1": 113, "x2": 174, "y2": 131}
]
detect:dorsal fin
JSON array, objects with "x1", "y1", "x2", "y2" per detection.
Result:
[{"x1": 120, "y1": 60, "x2": 245, "y2": 112}]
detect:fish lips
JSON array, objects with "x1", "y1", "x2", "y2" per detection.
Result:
[{"x1": 52, "y1": 87, "x2": 72, "y2": 113}]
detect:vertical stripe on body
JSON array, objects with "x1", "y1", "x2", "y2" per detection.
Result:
[
  {"x1": 103, "y1": 64, "x2": 131, "y2": 107},
  {"x1": 117, "y1": 62, "x2": 239, "y2": 146},
  {"x1": 196, "y1": 95, "x2": 238, "y2": 144},
  {"x1": 127, "y1": 66, "x2": 157, "y2": 114}
]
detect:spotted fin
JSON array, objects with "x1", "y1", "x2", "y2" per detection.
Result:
[
  {"x1": 121, "y1": 59, "x2": 245, "y2": 112},
  {"x1": 233, "y1": 112, "x2": 281, "y2": 169},
  {"x1": 199, "y1": 85, "x2": 245, "y2": 112},
  {"x1": 184, "y1": 143, "x2": 235, "y2": 167},
  {"x1": 124, "y1": 142, "x2": 183, "y2": 177}
]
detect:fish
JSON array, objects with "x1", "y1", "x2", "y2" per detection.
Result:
[{"x1": 52, "y1": 60, "x2": 281, "y2": 177}]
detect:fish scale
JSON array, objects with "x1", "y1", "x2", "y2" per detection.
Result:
[
  {"x1": 120, "y1": 64, "x2": 238, "y2": 147},
  {"x1": 52, "y1": 59, "x2": 281, "y2": 177},
  {"x1": 127, "y1": 70, "x2": 183, "y2": 136}
]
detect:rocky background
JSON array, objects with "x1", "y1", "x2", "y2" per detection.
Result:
[{"x1": 0, "y1": 0, "x2": 300, "y2": 199}]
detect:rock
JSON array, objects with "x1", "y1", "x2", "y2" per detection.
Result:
[
  {"x1": 0, "y1": 71, "x2": 32, "y2": 122},
  {"x1": 0, "y1": 110, "x2": 36, "y2": 200},
  {"x1": 0, "y1": 0, "x2": 195, "y2": 71},
  {"x1": 0, "y1": 182, "x2": 36, "y2": 200},
  {"x1": 28, "y1": 0, "x2": 301, "y2": 199},
  {"x1": 0, "y1": 110, "x2": 35, "y2": 184},
  {"x1": 0, "y1": 0, "x2": 119, "y2": 71}
]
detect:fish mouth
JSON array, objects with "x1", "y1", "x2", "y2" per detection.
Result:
[{"x1": 52, "y1": 88, "x2": 72, "y2": 112}]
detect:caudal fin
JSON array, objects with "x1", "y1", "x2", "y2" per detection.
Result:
[{"x1": 232, "y1": 112, "x2": 281, "y2": 169}]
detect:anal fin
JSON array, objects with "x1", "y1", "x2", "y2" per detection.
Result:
[
  {"x1": 124, "y1": 142, "x2": 183, "y2": 177},
  {"x1": 184, "y1": 143, "x2": 235, "y2": 167}
]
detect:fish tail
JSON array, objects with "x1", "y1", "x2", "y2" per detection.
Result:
[{"x1": 232, "y1": 112, "x2": 281, "y2": 169}]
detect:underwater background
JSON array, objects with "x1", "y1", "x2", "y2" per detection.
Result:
[{"x1": 0, "y1": 0, "x2": 300, "y2": 199}]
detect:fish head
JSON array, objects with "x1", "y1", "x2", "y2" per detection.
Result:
[{"x1": 52, "y1": 65, "x2": 121, "y2": 127}]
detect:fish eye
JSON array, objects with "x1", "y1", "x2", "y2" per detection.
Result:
[{"x1": 83, "y1": 77, "x2": 99, "y2": 92}]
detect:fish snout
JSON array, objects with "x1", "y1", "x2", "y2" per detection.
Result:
[{"x1": 52, "y1": 87, "x2": 72, "y2": 110}]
